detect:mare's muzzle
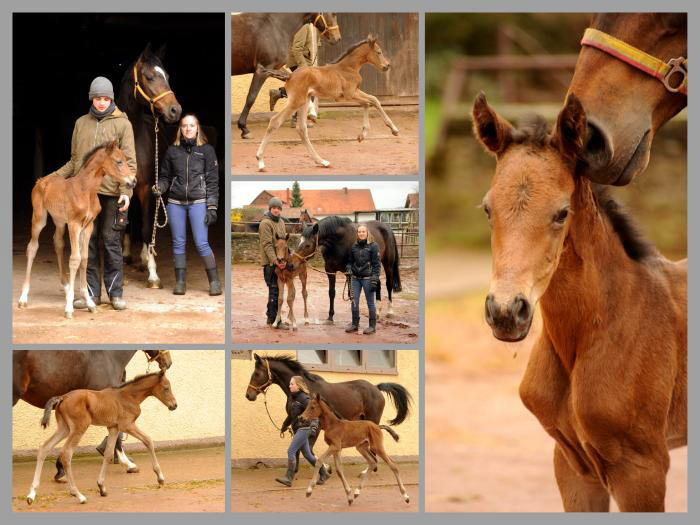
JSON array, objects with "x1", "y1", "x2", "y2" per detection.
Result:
[{"x1": 485, "y1": 293, "x2": 533, "y2": 342}]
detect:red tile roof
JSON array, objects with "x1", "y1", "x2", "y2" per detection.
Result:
[{"x1": 250, "y1": 188, "x2": 376, "y2": 215}]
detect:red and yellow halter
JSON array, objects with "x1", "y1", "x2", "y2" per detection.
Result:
[
  {"x1": 248, "y1": 358, "x2": 274, "y2": 394},
  {"x1": 580, "y1": 28, "x2": 687, "y2": 95},
  {"x1": 314, "y1": 13, "x2": 339, "y2": 38}
]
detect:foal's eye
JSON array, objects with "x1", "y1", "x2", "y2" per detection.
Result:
[
  {"x1": 553, "y1": 208, "x2": 569, "y2": 225},
  {"x1": 482, "y1": 204, "x2": 491, "y2": 220}
]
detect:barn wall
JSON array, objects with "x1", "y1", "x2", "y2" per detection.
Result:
[
  {"x1": 13, "y1": 351, "x2": 225, "y2": 454},
  {"x1": 231, "y1": 350, "x2": 419, "y2": 465}
]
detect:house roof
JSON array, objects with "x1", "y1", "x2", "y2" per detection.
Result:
[{"x1": 250, "y1": 188, "x2": 376, "y2": 216}]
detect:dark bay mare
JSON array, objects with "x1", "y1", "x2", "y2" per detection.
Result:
[
  {"x1": 231, "y1": 12, "x2": 341, "y2": 139},
  {"x1": 13, "y1": 350, "x2": 172, "y2": 482},
  {"x1": 245, "y1": 354, "x2": 411, "y2": 471},
  {"x1": 473, "y1": 93, "x2": 687, "y2": 511},
  {"x1": 570, "y1": 13, "x2": 686, "y2": 185},
  {"x1": 117, "y1": 44, "x2": 182, "y2": 288},
  {"x1": 296, "y1": 216, "x2": 402, "y2": 323}
]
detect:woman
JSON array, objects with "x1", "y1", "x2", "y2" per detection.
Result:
[
  {"x1": 152, "y1": 114, "x2": 221, "y2": 295},
  {"x1": 345, "y1": 224, "x2": 380, "y2": 334},
  {"x1": 276, "y1": 376, "x2": 330, "y2": 487}
]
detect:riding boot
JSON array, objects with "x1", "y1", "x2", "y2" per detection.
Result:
[
  {"x1": 203, "y1": 253, "x2": 222, "y2": 296},
  {"x1": 275, "y1": 459, "x2": 296, "y2": 487},
  {"x1": 269, "y1": 88, "x2": 286, "y2": 111},
  {"x1": 363, "y1": 312, "x2": 377, "y2": 334},
  {"x1": 173, "y1": 253, "x2": 186, "y2": 295},
  {"x1": 345, "y1": 312, "x2": 360, "y2": 333}
]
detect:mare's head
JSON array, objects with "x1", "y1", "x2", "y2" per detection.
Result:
[
  {"x1": 473, "y1": 93, "x2": 587, "y2": 342},
  {"x1": 88, "y1": 140, "x2": 137, "y2": 189},
  {"x1": 144, "y1": 350, "x2": 173, "y2": 371},
  {"x1": 297, "y1": 222, "x2": 319, "y2": 259},
  {"x1": 365, "y1": 34, "x2": 391, "y2": 72},
  {"x1": 133, "y1": 44, "x2": 182, "y2": 123},
  {"x1": 152, "y1": 370, "x2": 177, "y2": 411},
  {"x1": 570, "y1": 13, "x2": 686, "y2": 185},
  {"x1": 311, "y1": 13, "x2": 341, "y2": 44}
]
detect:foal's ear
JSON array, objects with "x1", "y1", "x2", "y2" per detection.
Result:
[
  {"x1": 285, "y1": 233, "x2": 290, "y2": 241},
  {"x1": 314, "y1": 392, "x2": 321, "y2": 401},
  {"x1": 553, "y1": 93, "x2": 587, "y2": 160},
  {"x1": 472, "y1": 92, "x2": 513, "y2": 156},
  {"x1": 367, "y1": 33, "x2": 377, "y2": 45},
  {"x1": 105, "y1": 139, "x2": 118, "y2": 153}
]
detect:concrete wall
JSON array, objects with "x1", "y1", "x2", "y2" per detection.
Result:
[
  {"x1": 232, "y1": 232, "x2": 325, "y2": 267},
  {"x1": 13, "y1": 351, "x2": 225, "y2": 456},
  {"x1": 231, "y1": 350, "x2": 419, "y2": 467}
]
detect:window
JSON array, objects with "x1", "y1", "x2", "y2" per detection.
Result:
[
  {"x1": 231, "y1": 351, "x2": 252, "y2": 360},
  {"x1": 297, "y1": 350, "x2": 398, "y2": 375}
]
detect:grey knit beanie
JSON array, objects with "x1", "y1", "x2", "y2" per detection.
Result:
[
  {"x1": 88, "y1": 77, "x2": 114, "y2": 101},
  {"x1": 268, "y1": 197, "x2": 283, "y2": 210}
]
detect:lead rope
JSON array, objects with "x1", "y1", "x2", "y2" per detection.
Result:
[{"x1": 148, "y1": 115, "x2": 168, "y2": 259}]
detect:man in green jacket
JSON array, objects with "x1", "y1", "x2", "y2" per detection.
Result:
[
  {"x1": 260, "y1": 197, "x2": 289, "y2": 329},
  {"x1": 269, "y1": 22, "x2": 320, "y2": 127},
  {"x1": 52, "y1": 76, "x2": 137, "y2": 311}
]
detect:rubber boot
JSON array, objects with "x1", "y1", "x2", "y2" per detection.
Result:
[
  {"x1": 275, "y1": 459, "x2": 296, "y2": 487},
  {"x1": 203, "y1": 253, "x2": 222, "y2": 296},
  {"x1": 173, "y1": 253, "x2": 186, "y2": 295},
  {"x1": 345, "y1": 312, "x2": 360, "y2": 333},
  {"x1": 363, "y1": 312, "x2": 377, "y2": 334}
]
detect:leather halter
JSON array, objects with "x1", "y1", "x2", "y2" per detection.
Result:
[
  {"x1": 580, "y1": 28, "x2": 687, "y2": 95},
  {"x1": 290, "y1": 232, "x2": 319, "y2": 263},
  {"x1": 248, "y1": 358, "x2": 274, "y2": 394},
  {"x1": 133, "y1": 63, "x2": 175, "y2": 114},
  {"x1": 314, "y1": 13, "x2": 339, "y2": 38},
  {"x1": 144, "y1": 350, "x2": 169, "y2": 372}
]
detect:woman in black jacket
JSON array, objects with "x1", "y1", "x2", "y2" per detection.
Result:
[
  {"x1": 345, "y1": 224, "x2": 380, "y2": 334},
  {"x1": 152, "y1": 114, "x2": 221, "y2": 295}
]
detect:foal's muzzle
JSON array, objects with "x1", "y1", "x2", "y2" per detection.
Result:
[{"x1": 485, "y1": 293, "x2": 533, "y2": 342}]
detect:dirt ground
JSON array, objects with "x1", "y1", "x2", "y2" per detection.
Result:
[
  {"x1": 13, "y1": 447, "x2": 225, "y2": 512},
  {"x1": 425, "y1": 252, "x2": 688, "y2": 512},
  {"x1": 12, "y1": 220, "x2": 225, "y2": 344},
  {"x1": 231, "y1": 108, "x2": 419, "y2": 175},
  {"x1": 232, "y1": 461, "x2": 419, "y2": 512},
  {"x1": 232, "y1": 263, "x2": 419, "y2": 344}
]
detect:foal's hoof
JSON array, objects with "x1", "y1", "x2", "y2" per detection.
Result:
[
  {"x1": 127, "y1": 466, "x2": 140, "y2": 474},
  {"x1": 88, "y1": 306, "x2": 97, "y2": 313},
  {"x1": 405, "y1": 495, "x2": 410, "y2": 503},
  {"x1": 158, "y1": 478, "x2": 165, "y2": 486},
  {"x1": 78, "y1": 495, "x2": 87, "y2": 504},
  {"x1": 18, "y1": 300, "x2": 27, "y2": 309},
  {"x1": 147, "y1": 279, "x2": 162, "y2": 289},
  {"x1": 319, "y1": 160, "x2": 330, "y2": 168},
  {"x1": 385, "y1": 312, "x2": 394, "y2": 319},
  {"x1": 97, "y1": 483, "x2": 107, "y2": 497},
  {"x1": 354, "y1": 489, "x2": 360, "y2": 499},
  {"x1": 391, "y1": 128, "x2": 400, "y2": 136},
  {"x1": 64, "y1": 311, "x2": 73, "y2": 319},
  {"x1": 306, "y1": 491, "x2": 312, "y2": 498}
]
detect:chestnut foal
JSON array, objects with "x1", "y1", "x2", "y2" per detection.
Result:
[
  {"x1": 27, "y1": 370, "x2": 177, "y2": 505},
  {"x1": 301, "y1": 393, "x2": 410, "y2": 506},
  {"x1": 473, "y1": 92, "x2": 687, "y2": 511},
  {"x1": 18, "y1": 140, "x2": 137, "y2": 318},
  {"x1": 272, "y1": 232, "x2": 311, "y2": 330}
]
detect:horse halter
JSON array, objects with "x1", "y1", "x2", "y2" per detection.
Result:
[
  {"x1": 290, "y1": 232, "x2": 319, "y2": 263},
  {"x1": 581, "y1": 28, "x2": 688, "y2": 95},
  {"x1": 144, "y1": 350, "x2": 169, "y2": 372},
  {"x1": 133, "y1": 63, "x2": 175, "y2": 114},
  {"x1": 314, "y1": 14, "x2": 339, "y2": 38},
  {"x1": 248, "y1": 358, "x2": 274, "y2": 394}
]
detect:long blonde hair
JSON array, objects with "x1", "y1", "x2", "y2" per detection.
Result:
[
  {"x1": 357, "y1": 223, "x2": 375, "y2": 244},
  {"x1": 174, "y1": 113, "x2": 208, "y2": 146},
  {"x1": 291, "y1": 375, "x2": 310, "y2": 394}
]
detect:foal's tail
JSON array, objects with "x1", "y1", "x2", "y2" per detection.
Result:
[
  {"x1": 380, "y1": 425, "x2": 400, "y2": 442},
  {"x1": 40, "y1": 396, "x2": 62, "y2": 429},
  {"x1": 376, "y1": 383, "x2": 412, "y2": 425},
  {"x1": 255, "y1": 63, "x2": 290, "y2": 82}
]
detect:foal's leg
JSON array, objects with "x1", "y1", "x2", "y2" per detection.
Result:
[
  {"x1": 287, "y1": 279, "x2": 297, "y2": 330},
  {"x1": 296, "y1": 97, "x2": 330, "y2": 167},
  {"x1": 605, "y1": 444, "x2": 669, "y2": 511},
  {"x1": 255, "y1": 104, "x2": 298, "y2": 172},
  {"x1": 125, "y1": 423, "x2": 165, "y2": 485},
  {"x1": 26, "y1": 419, "x2": 69, "y2": 504},
  {"x1": 300, "y1": 269, "x2": 310, "y2": 325},
  {"x1": 63, "y1": 223, "x2": 83, "y2": 319},
  {"x1": 553, "y1": 444, "x2": 610, "y2": 511},
  {"x1": 18, "y1": 201, "x2": 48, "y2": 308},
  {"x1": 354, "y1": 441, "x2": 377, "y2": 500},
  {"x1": 353, "y1": 90, "x2": 400, "y2": 136},
  {"x1": 79, "y1": 223, "x2": 97, "y2": 313},
  {"x1": 62, "y1": 430, "x2": 88, "y2": 503},
  {"x1": 374, "y1": 446, "x2": 410, "y2": 503},
  {"x1": 274, "y1": 279, "x2": 285, "y2": 327},
  {"x1": 53, "y1": 221, "x2": 68, "y2": 294},
  {"x1": 332, "y1": 451, "x2": 355, "y2": 505},
  {"x1": 306, "y1": 448, "x2": 333, "y2": 498},
  {"x1": 357, "y1": 102, "x2": 371, "y2": 142},
  {"x1": 96, "y1": 427, "x2": 120, "y2": 497}
]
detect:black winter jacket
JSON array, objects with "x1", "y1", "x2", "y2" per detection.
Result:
[
  {"x1": 158, "y1": 141, "x2": 219, "y2": 208},
  {"x1": 281, "y1": 390, "x2": 319, "y2": 434},
  {"x1": 346, "y1": 239, "x2": 380, "y2": 279}
]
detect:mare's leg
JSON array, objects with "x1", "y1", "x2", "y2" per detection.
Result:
[
  {"x1": 138, "y1": 188, "x2": 161, "y2": 288},
  {"x1": 353, "y1": 441, "x2": 377, "y2": 500},
  {"x1": 238, "y1": 70, "x2": 268, "y2": 139},
  {"x1": 306, "y1": 448, "x2": 333, "y2": 498},
  {"x1": 357, "y1": 102, "x2": 371, "y2": 142},
  {"x1": 53, "y1": 221, "x2": 68, "y2": 294},
  {"x1": 287, "y1": 279, "x2": 297, "y2": 330},
  {"x1": 125, "y1": 423, "x2": 165, "y2": 485},
  {"x1": 62, "y1": 429, "x2": 88, "y2": 503},
  {"x1": 296, "y1": 98, "x2": 330, "y2": 168},
  {"x1": 63, "y1": 223, "x2": 83, "y2": 319},
  {"x1": 26, "y1": 418, "x2": 69, "y2": 504},
  {"x1": 374, "y1": 446, "x2": 410, "y2": 503},
  {"x1": 353, "y1": 90, "x2": 399, "y2": 136},
  {"x1": 18, "y1": 199, "x2": 48, "y2": 308},
  {"x1": 79, "y1": 223, "x2": 97, "y2": 312},
  {"x1": 324, "y1": 272, "x2": 336, "y2": 324},
  {"x1": 256, "y1": 103, "x2": 298, "y2": 172},
  {"x1": 114, "y1": 434, "x2": 140, "y2": 473},
  {"x1": 96, "y1": 427, "x2": 120, "y2": 497},
  {"x1": 553, "y1": 444, "x2": 610, "y2": 511},
  {"x1": 332, "y1": 451, "x2": 354, "y2": 505}
]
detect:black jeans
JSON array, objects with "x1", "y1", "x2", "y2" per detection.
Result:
[
  {"x1": 263, "y1": 264, "x2": 279, "y2": 323},
  {"x1": 87, "y1": 194, "x2": 124, "y2": 299}
]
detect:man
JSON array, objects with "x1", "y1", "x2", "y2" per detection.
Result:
[
  {"x1": 269, "y1": 22, "x2": 320, "y2": 127},
  {"x1": 259, "y1": 197, "x2": 289, "y2": 329},
  {"x1": 52, "y1": 76, "x2": 136, "y2": 310}
]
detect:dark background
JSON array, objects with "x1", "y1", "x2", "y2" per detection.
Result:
[{"x1": 13, "y1": 13, "x2": 225, "y2": 220}]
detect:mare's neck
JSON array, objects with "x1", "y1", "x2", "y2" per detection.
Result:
[{"x1": 271, "y1": 364, "x2": 292, "y2": 397}]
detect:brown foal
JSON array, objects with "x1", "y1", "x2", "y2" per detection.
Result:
[
  {"x1": 18, "y1": 140, "x2": 137, "y2": 318},
  {"x1": 26, "y1": 370, "x2": 177, "y2": 505},
  {"x1": 473, "y1": 92, "x2": 687, "y2": 511},
  {"x1": 256, "y1": 34, "x2": 400, "y2": 171},
  {"x1": 273, "y1": 232, "x2": 311, "y2": 330},
  {"x1": 301, "y1": 393, "x2": 410, "y2": 506}
]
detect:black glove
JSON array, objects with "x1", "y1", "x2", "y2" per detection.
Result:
[
  {"x1": 370, "y1": 276, "x2": 379, "y2": 292},
  {"x1": 204, "y1": 209, "x2": 217, "y2": 226},
  {"x1": 151, "y1": 184, "x2": 162, "y2": 196},
  {"x1": 309, "y1": 419, "x2": 320, "y2": 437}
]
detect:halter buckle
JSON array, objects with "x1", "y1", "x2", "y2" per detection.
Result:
[{"x1": 662, "y1": 57, "x2": 687, "y2": 93}]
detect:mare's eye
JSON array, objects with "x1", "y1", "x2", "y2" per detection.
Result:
[{"x1": 554, "y1": 208, "x2": 569, "y2": 225}]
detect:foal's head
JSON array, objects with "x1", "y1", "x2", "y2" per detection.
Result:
[
  {"x1": 301, "y1": 393, "x2": 323, "y2": 421},
  {"x1": 274, "y1": 232, "x2": 290, "y2": 270},
  {"x1": 365, "y1": 34, "x2": 391, "y2": 72},
  {"x1": 151, "y1": 370, "x2": 178, "y2": 411},
  {"x1": 87, "y1": 140, "x2": 137, "y2": 189},
  {"x1": 473, "y1": 93, "x2": 587, "y2": 341}
]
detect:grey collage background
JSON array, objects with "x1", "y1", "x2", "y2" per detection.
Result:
[{"x1": 0, "y1": 0, "x2": 695, "y2": 522}]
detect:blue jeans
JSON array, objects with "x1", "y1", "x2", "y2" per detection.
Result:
[
  {"x1": 351, "y1": 277, "x2": 376, "y2": 320},
  {"x1": 288, "y1": 427, "x2": 316, "y2": 465},
  {"x1": 167, "y1": 202, "x2": 213, "y2": 258}
]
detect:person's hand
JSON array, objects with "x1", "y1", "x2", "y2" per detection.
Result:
[
  {"x1": 118, "y1": 194, "x2": 130, "y2": 212},
  {"x1": 151, "y1": 184, "x2": 161, "y2": 196},
  {"x1": 204, "y1": 209, "x2": 217, "y2": 226},
  {"x1": 370, "y1": 277, "x2": 379, "y2": 292}
]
